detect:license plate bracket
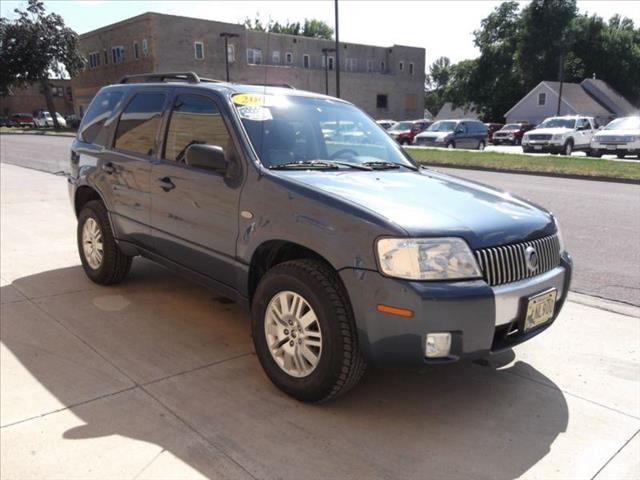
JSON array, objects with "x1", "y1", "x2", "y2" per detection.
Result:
[{"x1": 523, "y1": 289, "x2": 557, "y2": 332}]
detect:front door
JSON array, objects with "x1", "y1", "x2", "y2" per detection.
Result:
[
  {"x1": 575, "y1": 118, "x2": 594, "y2": 148},
  {"x1": 150, "y1": 92, "x2": 242, "y2": 287}
]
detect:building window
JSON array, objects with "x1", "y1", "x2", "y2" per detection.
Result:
[
  {"x1": 272, "y1": 50, "x2": 280, "y2": 64},
  {"x1": 88, "y1": 52, "x2": 100, "y2": 69},
  {"x1": 409, "y1": 62, "x2": 414, "y2": 75},
  {"x1": 303, "y1": 54, "x2": 310, "y2": 69},
  {"x1": 227, "y1": 44, "x2": 235, "y2": 63},
  {"x1": 376, "y1": 94, "x2": 388, "y2": 109},
  {"x1": 133, "y1": 41, "x2": 140, "y2": 60},
  {"x1": 142, "y1": 38, "x2": 149, "y2": 57},
  {"x1": 111, "y1": 46, "x2": 124, "y2": 64},
  {"x1": 346, "y1": 58, "x2": 357, "y2": 72},
  {"x1": 328, "y1": 56, "x2": 334, "y2": 71},
  {"x1": 538, "y1": 92, "x2": 546, "y2": 106},
  {"x1": 247, "y1": 48, "x2": 262, "y2": 65},
  {"x1": 366, "y1": 60, "x2": 373, "y2": 72},
  {"x1": 103, "y1": 49, "x2": 108, "y2": 65},
  {"x1": 380, "y1": 61, "x2": 386, "y2": 73},
  {"x1": 285, "y1": 52, "x2": 293, "y2": 64},
  {"x1": 399, "y1": 61, "x2": 404, "y2": 72},
  {"x1": 194, "y1": 42, "x2": 204, "y2": 60},
  {"x1": 66, "y1": 86, "x2": 72, "y2": 100},
  {"x1": 51, "y1": 86, "x2": 64, "y2": 97},
  {"x1": 115, "y1": 93, "x2": 166, "y2": 156}
]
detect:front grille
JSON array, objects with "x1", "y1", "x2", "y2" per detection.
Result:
[
  {"x1": 597, "y1": 135, "x2": 633, "y2": 144},
  {"x1": 528, "y1": 134, "x2": 552, "y2": 141},
  {"x1": 415, "y1": 136, "x2": 437, "y2": 145},
  {"x1": 474, "y1": 234, "x2": 561, "y2": 286}
]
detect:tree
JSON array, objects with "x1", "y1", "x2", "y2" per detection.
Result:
[
  {"x1": 0, "y1": 0, "x2": 84, "y2": 128},
  {"x1": 243, "y1": 14, "x2": 333, "y2": 39},
  {"x1": 424, "y1": 56, "x2": 452, "y2": 116}
]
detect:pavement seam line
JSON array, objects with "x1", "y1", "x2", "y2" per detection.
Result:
[
  {"x1": 139, "y1": 385, "x2": 259, "y2": 480},
  {"x1": 0, "y1": 385, "x2": 138, "y2": 429},
  {"x1": 132, "y1": 447, "x2": 166, "y2": 480},
  {"x1": 590, "y1": 428, "x2": 640, "y2": 480},
  {"x1": 503, "y1": 368, "x2": 640, "y2": 420}
]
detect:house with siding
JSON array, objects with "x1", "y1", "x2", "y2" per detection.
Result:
[
  {"x1": 504, "y1": 79, "x2": 638, "y2": 126},
  {"x1": 435, "y1": 102, "x2": 480, "y2": 121}
]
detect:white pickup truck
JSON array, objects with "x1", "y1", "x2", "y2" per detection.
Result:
[{"x1": 522, "y1": 116, "x2": 597, "y2": 156}]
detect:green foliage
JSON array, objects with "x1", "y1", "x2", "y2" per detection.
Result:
[
  {"x1": 429, "y1": 0, "x2": 640, "y2": 121},
  {"x1": 243, "y1": 14, "x2": 333, "y2": 39},
  {"x1": 0, "y1": 0, "x2": 84, "y2": 94}
]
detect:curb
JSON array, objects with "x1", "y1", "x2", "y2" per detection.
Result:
[
  {"x1": 568, "y1": 291, "x2": 640, "y2": 318},
  {"x1": 0, "y1": 131, "x2": 76, "y2": 138},
  {"x1": 419, "y1": 161, "x2": 640, "y2": 185}
]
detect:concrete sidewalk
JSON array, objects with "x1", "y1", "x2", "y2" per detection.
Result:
[{"x1": 1, "y1": 163, "x2": 638, "y2": 480}]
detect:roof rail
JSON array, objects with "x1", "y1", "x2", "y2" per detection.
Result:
[
  {"x1": 246, "y1": 82, "x2": 296, "y2": 89},
  {"x1": 118, "y1": 72, "x2": 224, "y2": 84}
]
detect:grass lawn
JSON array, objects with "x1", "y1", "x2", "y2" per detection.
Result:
[
  {"x1": 0, "y1": 126, "x2": 76, "y2": 136},
  {"x1": 406, "y1": 147, "x2": 640, "y2": 181}
]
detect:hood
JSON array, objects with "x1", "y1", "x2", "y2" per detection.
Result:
[
  {"x1": 594, "y1": 129, "x2": 640, "y2": 137},
  {"x1": 390, "y1": 130, "x2": 411, "y2": 136},
  {"x1": 416, "y1": 131, "x2": 451, "y2": 139},
  {"x1": 526, "y1": 127, "x2": 573, "y2": 135},
  {"x1": 276, "y1": 169, "x2": 555, "y2": 249}
]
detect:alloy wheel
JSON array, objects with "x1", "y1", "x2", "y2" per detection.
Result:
[
  {"x1": 264, "y1": 291, "x2": 322, "y2": 378},
  {"x1": 82, "y1": 217, "x2": 104, "y2": 269}
]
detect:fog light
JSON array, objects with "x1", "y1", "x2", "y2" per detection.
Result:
[{"x1": 425, "y1": 333, "x2": 452, "y2": 358}]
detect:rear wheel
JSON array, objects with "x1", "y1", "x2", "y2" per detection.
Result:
[
  {"x1": 616, "y1": 153, "x2": 626, "y2": 159},
  {"x1": 251, "y1": 259, "x2": 366, "y2": 402},
  {"x1": 77, "y1": 200, "x2": 132, "y2": 285}
]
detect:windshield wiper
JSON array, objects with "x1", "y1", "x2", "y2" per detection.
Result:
[
  {"x1": 269, "y1": 160, "x2": 372, "y2": 171},
  {"x1": 361, "y1": 161, "x2": 401, "y2": 170}
]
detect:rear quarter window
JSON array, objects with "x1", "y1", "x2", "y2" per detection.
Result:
[
  {"x1": 114, "y1": 93, "x2": 166, "y2": 156},
  {"x1": 79, "y1": 90, "x2": 124, "y2": 146}
]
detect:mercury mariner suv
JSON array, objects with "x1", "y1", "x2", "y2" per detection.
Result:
[
  {"x1": 522, "y1": 116, "x2": 596, "y2": 155},
  {"x1": 69, "y1": 72, "x2": 572, "y2": 402}
]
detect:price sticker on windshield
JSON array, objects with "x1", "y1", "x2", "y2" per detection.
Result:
[{"x1": 232, "y1": 93, "x2": 290, "y2": 108}]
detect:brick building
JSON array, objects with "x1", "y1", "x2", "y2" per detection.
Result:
[
  {"x1": 0, "y1": 79, "x2": 74, "y2": 117},
  {"x1": 71, "y1": 12, "x2": 426, "y2": 120}
]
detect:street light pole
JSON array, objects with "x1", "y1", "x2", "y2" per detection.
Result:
[
  {"x1": 322, "y1": 48, "x2": 336, "y2": 95},
  {"x1": 334, "y1": 0, "x2": 340, "y2": 98},
  {"x1": 220, "y1": 32, "x2": 239, "y2": 82}
]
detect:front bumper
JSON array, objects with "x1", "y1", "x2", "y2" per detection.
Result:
[
  {"x1": 340, "y1": 253, "x2": 572, "y2": 366},
  {"x1": 590, "y1": 141, "x2": 640, "y2": 155}
]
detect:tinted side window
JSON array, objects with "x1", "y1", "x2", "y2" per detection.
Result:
[
  {"x1": 164, "y1": 94, "x2": 236, "y2": 163},
  {"x1": 114, "y1": 93, "x2": 166, "y2": 156},
  {"x1": 80, "y1": 90, "x2": 124, "y2": 145}
]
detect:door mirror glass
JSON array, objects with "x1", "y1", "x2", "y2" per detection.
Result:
[{"x1": 185, "y1": 144, "x2": 228, "y2": 173}]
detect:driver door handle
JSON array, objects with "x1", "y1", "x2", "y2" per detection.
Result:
[{"x1": 158, "y1": 176, "x2": 175, "y2": 192}]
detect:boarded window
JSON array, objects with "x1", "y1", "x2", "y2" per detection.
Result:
[
  {"x1": 377, "y1": 94, "x2": 388, "y2": 109},
  {"x1": 303, "y1": 54, "x2": 310, "y2": 69},
  {"x1": 164, "y1": 94, "x2": 236, "y2": 165},
  {"x1": 114, "y1": 93, "x2": 165, "y2": 156},
  {"x1": 80, "y1": 90, "x2": 124, "y2": 145},
  {"x1": 194, "y1": 42, "x2": 204, "y2": 60}
]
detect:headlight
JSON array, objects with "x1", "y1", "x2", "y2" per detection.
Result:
[
  {"x1": 376, "y1": 238, "x2": 481, "y2": 280},
  {"x1": 435, "y1": 136, "x2": 446, "y2": 143},
  {"x1": 552, "y1": 134, "x2": 565, "y2": 141}
]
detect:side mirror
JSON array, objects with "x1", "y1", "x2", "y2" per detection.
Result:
[
  {"x1": 185, "y1": 144, "x2": 227, "y2": 173},
  {"x1": 455, "y1": 128, "x2": 464, "y2": 134}
]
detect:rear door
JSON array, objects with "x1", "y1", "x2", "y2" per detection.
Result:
[
  {"x1": 104, "y1": 90, "x2": 169, "y2": 247},
  {"x1": 150, "y1": 90, "x2": 243, "y2": 286}
]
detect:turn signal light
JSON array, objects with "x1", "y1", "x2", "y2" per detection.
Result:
[{"x1": 376, "y1": 304, "x2": 414, "y2": 318}]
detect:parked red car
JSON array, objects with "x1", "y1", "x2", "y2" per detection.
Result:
[
  {"x1": 11, "y1": 113, "x2": 36, "y2": 127},
  {"x1": 492, "y1": 123, "x2": 535, "y2": 145},
  {"x1": 388, "y1": 119, "x2": 433, "y2": 145},
  {"x1": 484, "y1": 123, "x2": 505, "y2": 143}
]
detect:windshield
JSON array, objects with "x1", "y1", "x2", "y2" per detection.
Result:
[
  {"x1": 388, "y1": 121, "x2": 413, "y2": 131},
  {"x1": 502, "y1": 124, "x2": 522, "y2": 130},
  {"x1": 538, "y1": 118, "x2": 576, "y2": 129},
  {"x1": 427, "y1": 121, "x2": 457, "y2": 132},
  {"x1": 604, "y1": 117, "x2": 640, "y2": 130},
  {"x1": 234, "y1": 94, "x2": 415, "y2": 169}
]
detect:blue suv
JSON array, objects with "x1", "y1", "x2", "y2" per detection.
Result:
[{"x1": 69, "y1": 72, "x2": 572, "y2": 402}]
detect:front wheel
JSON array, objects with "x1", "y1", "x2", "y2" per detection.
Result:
[
  {"x1": 251, "y1": 259, "x2": 366, "y2": 402},
  {"x1": 616, "y1": 153, "x2": 626, "y2": 159},
  {"x1": 588, "y1": 150, "x2": 602, "y2": 158},
  {"x1": 446, "y1": 141, "x2": 455, "y2": 149},
  {"x1": 77, "y1": 200, "x2": 132, "y2": 285},
  {"x1": 563, "y1": 140, "x2": 574, "y2": 156}
]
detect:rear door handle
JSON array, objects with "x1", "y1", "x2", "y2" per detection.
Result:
[
  {"x1": 158, "y1": 176, "x2": 175, "y2": 192},
  {"x1": 101, "y1": 162, "x2": 115, "y2": 174}
]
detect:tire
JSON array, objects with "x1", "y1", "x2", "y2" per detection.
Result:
[
  {"x1": 616, "y1": 153, "x2": 625, "y2": 159},
  {"x1": 562, "y1": 140, "x2": 573, "y2": 156},
  {"x1": 251, "y1": 259, "x2": 366, "y2": 403},
  {"x1": 446, "y1": 141, "x2": 455, "y2": 149},
  {"x1": 522, "y1": 146, "x2": 532, "y2": 153},
  {"x1": 478, "y1": 141, "x2": 485, "y2": 151},
  {"x1": 77, "y1": 200, "x2": 132, "y2": 285},
  {"x1": 587, "y1": 150, "x2": 601, "y2": 158}
]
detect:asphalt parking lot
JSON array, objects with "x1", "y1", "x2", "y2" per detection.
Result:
[{"x1": 1, "y1": 156, "x2": 639, "y2": 478}]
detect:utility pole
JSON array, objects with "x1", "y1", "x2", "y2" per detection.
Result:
[
  {"x1": 220, "y1": 32, "x2": 239, "y2": 82},
  {"x1": 556, "y1": 46, "x2": 566, "y2": 116},
  {"x1": 322, "y1": 48, "x2": 336, "y2": 95},
  {"x1": 334, "y1": 0, "x2": 340, "y2": 98}
]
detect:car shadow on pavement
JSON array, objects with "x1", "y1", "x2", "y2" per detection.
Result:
[{"x1": 0, "y1": 261, "x2": 569, "y2": 480}]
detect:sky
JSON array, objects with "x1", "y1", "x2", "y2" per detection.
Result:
[{"x1": 2, "y1": 0, "x2": 639, "y2": 68}]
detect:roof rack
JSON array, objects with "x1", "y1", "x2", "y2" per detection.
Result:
[
  {"x1": 118, "y1": 72, "x2": 224, "y2": 84},
  {"x1": 246, "y1": 82, "x2": 296, "y2": 89}
]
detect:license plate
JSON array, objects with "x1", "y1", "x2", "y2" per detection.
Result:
[
  {"x1": 524, "y1": 289, "x2": 557, "y2": 332},
  {"x1": 606, "y1": 145, "x2": 616, "y2": 150},
  {"x1": 533, "y1": 146, "x2": 542, "y2": 150}
]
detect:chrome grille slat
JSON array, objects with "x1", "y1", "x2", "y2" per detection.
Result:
[{"x1": 474, "y1": 234, "x2": 561, "y2": 287}]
